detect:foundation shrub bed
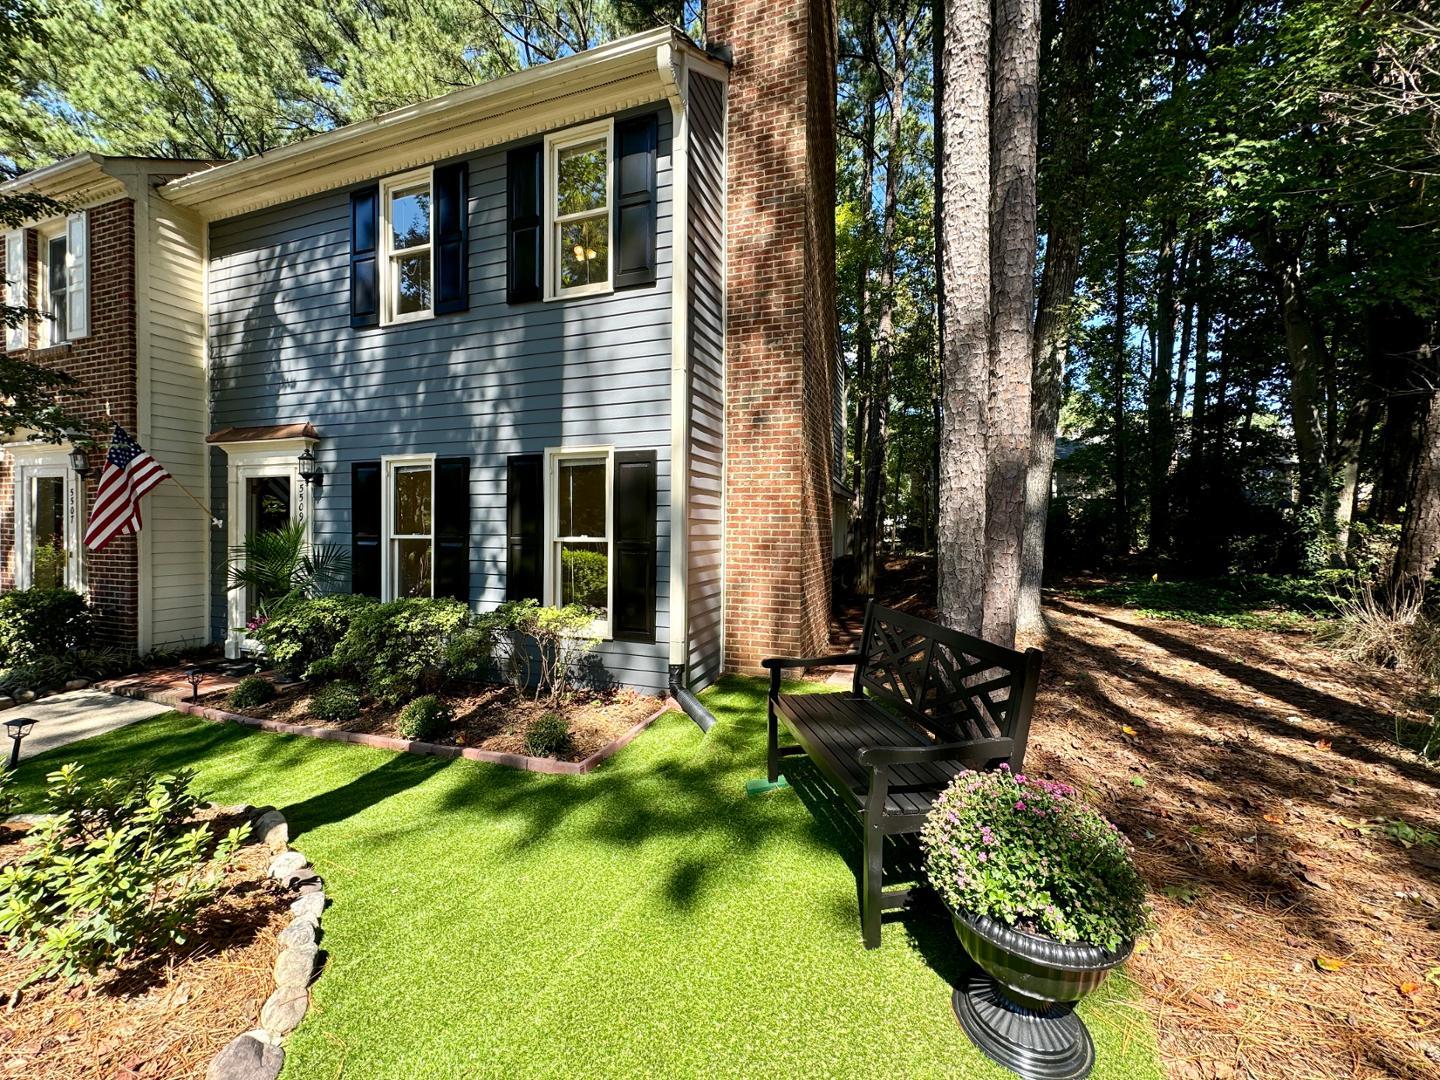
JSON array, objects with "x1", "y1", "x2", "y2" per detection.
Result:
[
  {"x1": 0, "y1": 587, "x2": 91, "y2": 666},
  {"x1": 227, "y1": 675, "x2": 276, "y2": 711},
  {"x1": 524, "y1": 712, "x2": 571, "y2": 757},
  {"x1": 253, "y1": 594, "x2": 377, "y2": 675},
  {"x1": 309, "y1": 681, "x2": 363, "y2": 724}
]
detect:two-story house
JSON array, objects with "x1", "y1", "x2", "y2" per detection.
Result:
[{"x1": 0, "y1": 155, "x2": 213, "y2": 652}]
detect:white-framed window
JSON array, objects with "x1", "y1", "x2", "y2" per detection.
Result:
[
  {"x1": 34, "y1": 213, "x2": 87, "y2": 346},
  {"x1": 382, "y1": 454, "x2": 435, "y2": 599},
  {"x1": 380, "y1": 169, "x2": 433, "y2": 324},
  {"x1": 544, "y1": 120, "x2": 614, "y2": 301},
  {"x1": 543, "y1": 446, "x2": 613, "y2": 636},
  {"x1": 10, "y1": 446, "x2": 84, "y2": 593}
]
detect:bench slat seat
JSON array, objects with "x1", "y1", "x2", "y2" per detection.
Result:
[{"x1": 764, "y1": 602, "x2": 1042, "y2": 949}]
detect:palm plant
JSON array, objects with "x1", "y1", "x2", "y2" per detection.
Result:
[{"x1": 226, "y1": 521, "x2": 350, "y2": 626}]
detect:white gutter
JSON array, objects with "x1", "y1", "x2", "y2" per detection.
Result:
[{"x1": 658, "y1": 42, "x2": 691, "y2": 677}]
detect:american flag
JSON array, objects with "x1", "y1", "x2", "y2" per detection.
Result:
[{"x1": 84, "y1": 425, "x2": 171, "y2": 551}]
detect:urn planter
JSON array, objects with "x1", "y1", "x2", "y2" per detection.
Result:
[{"x1": 950, "y1": 909, "x2": 1132, "y2": 1080}]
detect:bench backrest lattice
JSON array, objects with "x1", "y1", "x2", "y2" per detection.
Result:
[{"x1": 855, "y1": 603, "x2": 1032, "y2": 751}]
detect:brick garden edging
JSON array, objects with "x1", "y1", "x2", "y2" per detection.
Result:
[
  {"x1": 160, "y1": 698, "x2": 675, "y2": 775},
  {"x1": 206, "y1": 806, "x2": 327, "y2": 1080}
]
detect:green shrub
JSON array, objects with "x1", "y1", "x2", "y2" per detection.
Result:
[
  {"x1": 0, "y1": 654, "x2": 80, "y2": 696},
  {"x1": 922, "y1": 768, "x2": 1149, "y2": 953},
  {"x1": 524, "y1": 711, "x2": 572, "y2": 757},
  {"x1": 312, "y1": 598, "x2": 475, "y2": 705},
  {"x1": 254, "y1": 594, "x2": 378, "y2": 674},
  {"x1": 559, "y1": 547, "x2": 608, "y2": 609},
  {"x1": 396, "y1": 694, "x2": 453, "y2": 741},
  {"x1": 227, "y1": 675, "x2": 276, "y2": 711},
  {"x1": 0, "y1": 763, "x2": 247, "y2": 984},
  {"x1": 0, "y1": 588, "x2": 90, "y2": 666},
  {"x1": 494, "y1": 600, "x2": 600, "y2": 705},
  {"x1": 309, "y1": 681, "x2": 362, "y2": 723}
]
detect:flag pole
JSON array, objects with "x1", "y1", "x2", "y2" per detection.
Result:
[{"x1": 166, "y1": 475, "x2": 223, "y2": 529}]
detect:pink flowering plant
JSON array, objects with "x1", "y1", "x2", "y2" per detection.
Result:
[{"x1": 920, "y1": 766, "x2": 1148, "y2": 952}]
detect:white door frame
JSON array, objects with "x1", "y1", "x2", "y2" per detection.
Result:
[
  {"x1": 9, "y1": 444, "x2": 84, "y2": 594},
  {"x1": 220, "y1": 440, "x2": 311, "y2": 658}
]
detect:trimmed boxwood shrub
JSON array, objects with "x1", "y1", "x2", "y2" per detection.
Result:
[
  {"x1": 227, "y1": 675, "x2": 276, "y2": 711},
  {"x1": 0, "y1": 588, "x2": 90, "y2": 666},
  {"x1": 396, "y1": 695, "x2": 452, "y2": 741},
  {"x1": 309, "y1": 681, "x2": 362, "y2": 724},
  {"x1": 310, "y1": 598, "x2": 481, "y2": 706},
  {"x1": 524, "y1": 712, "x2": 571, "y2": 758},
  {"x1": 254, "y1": 595, "x2": 378, "y2": 675}
]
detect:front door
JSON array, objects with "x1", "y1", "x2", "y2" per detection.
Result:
[{"x1": 226, "y1": 458, "x2": 303, "y2": 658}]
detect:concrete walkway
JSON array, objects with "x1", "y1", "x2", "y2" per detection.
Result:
[{"x1": 7, "y1": 689, "x2": 170, "y2": 764}]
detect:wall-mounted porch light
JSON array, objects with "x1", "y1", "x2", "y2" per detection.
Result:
[
  {"x1": 298, "y1": 447, "x2": 323, "y2": 489},
  {"x1": 68, "y1": 446, "x2": 91, "y2": 478}
]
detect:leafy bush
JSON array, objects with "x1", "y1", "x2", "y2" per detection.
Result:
[
  {"x1": 225, "y1": 521, "x2": 350, "y2": 624},
  {"x1": 524, "y1": 712, "x2": 571, "y2": 757},
  {"x1": 1326, "y1": 582, "x2": 1440, "y2": 680},
  {"x1": 227, "y1": 675, "x2": 276, "y2": 711},
  {"x1": 310, "y1": 598, "x2": 474, "y2": 706},
  {"x1": 254, "y1": 594, "x2": 378, "y2": 674},
  {"x1": 0, "y1": 588, "x2": 90, "y2": 666},
  {"x1": 494, "y1": 600, "x2": 600, "y2": 705},
  {"x1": 921, "y1": 767, "x2": 1148, "y2": 952},
  {"x1": 0, "y1": 764, "x2": 246, "y2": 984},
  {"x1": 560, "y1": 547, "x2": 608, "y2": 609},
  {"x1": 309, "y1": 681, "x2": 363, "y2": 723},
  {"x1": 396, "y1": 694, "x2": 452, "y2": 741}
]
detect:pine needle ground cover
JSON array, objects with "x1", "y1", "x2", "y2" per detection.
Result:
[{"x1": 6, "y1": 677, "x2": 1160, "y2": 1079}]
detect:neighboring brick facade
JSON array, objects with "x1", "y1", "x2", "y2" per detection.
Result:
[
  {"x1": 0, "y1": 198, "x2": 140, "y2": 647},
  {"x1": 710, "y1": 0, "x2": 839, "y2": 672}
]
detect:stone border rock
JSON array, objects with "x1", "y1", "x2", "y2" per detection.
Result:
[
  {"x1": 163, "y1": 698, "x2": 674, "y2": 775},
  {"x1": 206, "y1": 806, "x2": 327, "y2": 1080}
]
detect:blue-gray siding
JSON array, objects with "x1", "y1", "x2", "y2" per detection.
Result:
[
  {"x1": 208, "y1": 106, "x2": 676, "y2": 692},
  {"x1": 686, "y1": 74, "x2": 726, "y2": 690}
]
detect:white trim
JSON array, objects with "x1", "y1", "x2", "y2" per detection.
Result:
[
  {"x1": 221, "y1": 443, "x2": 311, "y2": 657},
  {"x1": 9, "y1": 445, "x2": 84, "y2": 594},
  {"x1": 65, "y1": 211, "x2": 88, "y2": 340},
  {"x1": 379, "y1": 167, "x2": 435, "y2": 326},
  {"x1": 543, "y1": 445, "x2": 614, "y2": 639},
  {"x1": 543, "y1": 119, "x2": 615, "y2": 301},
  {"x1": 3, "y1": 229, "x2": 25, "y2": 352},
  {"x1": 380, "y1": 453, "x2": 436, "y2": 600}
]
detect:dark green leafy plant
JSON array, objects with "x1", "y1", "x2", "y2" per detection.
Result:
[
  {"x1": 0, "y1": 587, "x2": 90, "y2": 666},
  {"x1": 0, "y1": 764, "x2": 246, "y2": 985},
  {"x1": 225, "y1": 521, "x2": 350, "y2": 625},
  {"x1": 254, "y1": 594, "x2": 378, "y2": 674},
  {"x1": 524, "y1": 711, "x2": 571, "y2": 758},
  {"x1": 921, "y1": 767, "x2": 1149, "y2": 952},
  {"x1": 227, "y1": 675, "x2": 276, "y2": 711},
  {"x1": 396, "y1": 694, "x2": 452, "y2": 741},
  {"x1": 310, "y1": 598, "x2": 474, "y2": 705},
  {"x1": 309, "y1": 681, "x2": 362, "y2": 723}
]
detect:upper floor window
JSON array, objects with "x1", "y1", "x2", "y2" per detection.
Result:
[
  {"x1": 3, "y1": 212, "x2": 87, "y2": 351},
  {"x1": 41, "y1": 229, "x2": 68, "y2": 346},
  {"x1": 381, "y1": 170, "x2": 433, "y2": 324},
  {"x1": 544, "y1": 120, "x2": 613, "y2": 300}
]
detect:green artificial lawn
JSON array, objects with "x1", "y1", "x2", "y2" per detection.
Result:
[{"x1": 7, "y1": 677, "x2": 1162, "y2": 1079}]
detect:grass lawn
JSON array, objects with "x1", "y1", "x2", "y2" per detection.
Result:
[{"x1": 7, "y1": 677, "x2": 1161, "y2": 1079}]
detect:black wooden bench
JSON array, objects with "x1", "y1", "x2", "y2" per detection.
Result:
[{"x1": 763, "y1": 602, "x2": 1042, "y2": 948}]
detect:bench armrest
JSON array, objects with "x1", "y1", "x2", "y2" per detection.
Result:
[
  {"x1": 857, "y1": 738, "x2": 1014, "y2": 768},
  {"x1": 761, "y1": 653, "x2": 861, "y2": 672}
]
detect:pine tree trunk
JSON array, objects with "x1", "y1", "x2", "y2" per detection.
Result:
[
  {"x1": 1016, "y1": 0, "x2": 1099, "y2": 638},
  {"x1": 1392, "y1": 383, "x2": 1440, "y2": 589},
  {"x1": 849, "y1": 98, "x2": 878, "y2": 558},
  {"x1": 937, "y1": 0, "x2": 992, "y2": 636},
  {"x1": 1112, "y1": 221, "x2": 1130, "y2": 557},
  {"x1": 1191, "y1": 240, "x2": 1213, "y2": 471},
  {"x1": 1172, "y1": 237, "x2": 1194, "y2": 423},
  {"x1": 1146, "y1": 220, "x2": 1178, "y2": 555},
  {"x1": 981, "y1": 0, "x2": 1040, "y2": 648}
]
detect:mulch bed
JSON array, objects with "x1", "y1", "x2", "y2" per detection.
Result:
[
  {"x1": 0, "y1": 809, "x2": 290, "y2": 1079},
  {"x1": 199, "y1": 682, "x2": 664, "y2": 763}
]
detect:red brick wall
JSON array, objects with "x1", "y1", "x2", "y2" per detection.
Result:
[
  {"x1": 710, "y1": 0, "x2": 839, "y2": 672},
  {"x1": 0, "y1": 198, "x2": 139, "y2": 649}
]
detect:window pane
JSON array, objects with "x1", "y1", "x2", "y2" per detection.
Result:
[
  {"x1": 557, "y1": 141, "x2": 607, "y2": 216},
  {"x1": 394, "y1": 539, "x2": 433, "y2": 598},
  {"x1": 393, "y1": 465, "x2": 431, "y2": 535},
  {"x1": 557, "y1": 460, "x2": 606, "y2": 537},
  {"x1": 560, "y1": 541, "x2": 607, "y2": 612},
  {"x1": 395, "y1": 252, "x2": 431, "y2": 315},
  {"x1": 32, "y1": 476, "x2": 65, "y2": 589},
  {"x1": 390, "y1": 185, "x2": 430, "y2": 249},
  {"x1": 47, "y1": 235, "x2": 67, "y2": 342},
  {"x1": 558, "y1": 217, "x2": 609, "y2": 291}
]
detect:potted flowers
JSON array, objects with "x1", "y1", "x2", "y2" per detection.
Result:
[{"x1": 921, "y1": 766, "x2": 1148, "y2": 1080}]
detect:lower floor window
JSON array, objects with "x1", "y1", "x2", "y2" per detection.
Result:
[
  {"x1": 547, "y1": 449, "x2": 611, "y2": 633},
  {"x1": 13, "y1": 457, "x2": 81, "y2": 593},
  {"x1": 30, "y1": 474, "x2": 67, "y2": 588},
  {"x1": 386, "y1": 457, "x2": 434, "y2": 599}
]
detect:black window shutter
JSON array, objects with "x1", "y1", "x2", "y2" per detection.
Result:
[
  {"x1": 506, "y1": 454, "x2": 543, "y2": 601},
  {"x1": 433, "y1": 457, "x2": 470, "y2": 601},
  {"x1": 350, "y1": 187, "x2": 379, "y2": 328},
  {"x1": 506, "y1": 144, "x2": 543, "y2": 304},
  {"x1": 613, "y1": 114, "x2": 658, "y2": 289},
  {"x1": 612, "y1": 450, "x2": 657, "y2": 642},
  {"x1": 434, "y1": 162, "x2": 469, "y2": 315},
  {"x1": 352, "y1": 461, "x2": 382, "y2": 596}
]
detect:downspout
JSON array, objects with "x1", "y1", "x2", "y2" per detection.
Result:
[{"x1": 658, "y1": 43, "x2": 715, "y2": 735}]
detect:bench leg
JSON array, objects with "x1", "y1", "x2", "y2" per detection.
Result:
[
  {"x1": 862, "y1": 768, "x2": 889, "y2": 949},
  {"x1": 766, "y1": 668, "x2": 782, "y2": 784}
]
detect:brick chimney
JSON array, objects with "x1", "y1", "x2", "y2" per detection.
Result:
[{"x1": 709, "y1": 0, "x2": 839, "y2": 672}]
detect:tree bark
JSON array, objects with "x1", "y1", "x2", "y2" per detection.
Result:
[
  {"x1": 849, "y1": 93, "x2": 878, "y2": 558},
  {"x1": 1191, "y1": 239, "x2": 1213, "y2": 471},
  {"x1": 937, "y1": 0, "x2": 992, "y2": 637},
  {"x1": 1391, "y1": 333, "x2": 1440, "y2": 589},
  {"x1": 1172, "y1": 236, "x2": 1194, "y2": 422},
  {"x1": 1112, "y1": 220, "x2": 1130, "y2": 557},
  {"x1": 1015, "y1": 0, "x2": 1099, "y2": 638},
  {"x1": 980, "y1": 0, "x2": 1040, "y2": 648},
  {"x1": 1146, "y1": 219, "x2": 1178, "y2": 554},
  {"x1": 1333, "y1": 399, "x2": 1374, "y2": 563}
]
